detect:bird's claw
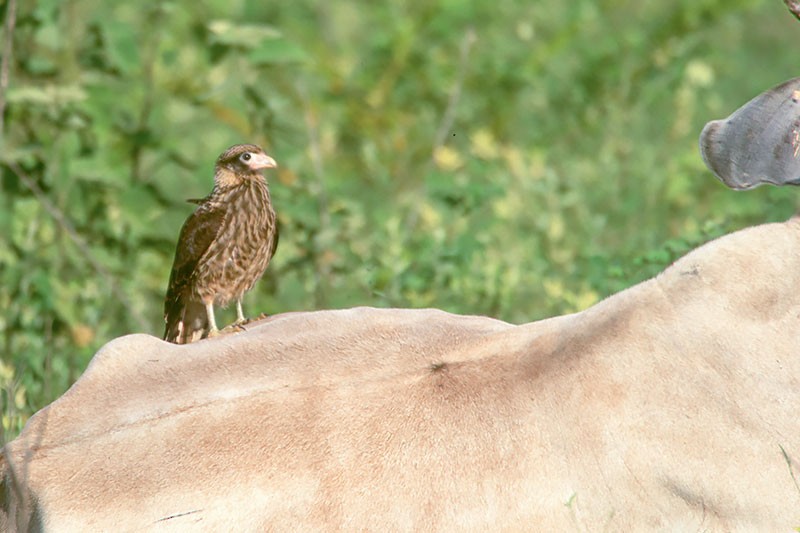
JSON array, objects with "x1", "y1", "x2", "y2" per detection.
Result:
[
  {"x1": 230, "y1": 313, "x2": 269, "y2": 327},
  {"x1": 203, "y1": 314, "x2": 271, "y2": 340},
  {"x1": 221, "y1": 322, "x2": 247, "y2": 334}
]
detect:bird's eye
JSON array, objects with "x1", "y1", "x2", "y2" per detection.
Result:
[{"x1": 240, "y1": 153, "x2": 252, "y2": 162}]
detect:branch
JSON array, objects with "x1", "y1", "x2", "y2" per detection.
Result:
[
  {"x1": 785, "y1": 0, "x2": 800, "y2": 20},
  {"x1": 6, "y1": 162, "x2": 151, "y2": 332},
  {"x1": 130, "y1": 4, "x2": 167, "y2": 182},
  {"x1": 432, "y1": 28, "x2": 477, "y2": 155},
  {"x1": 297, "y1": 82, "x2": 330, "y2": 307},
  {"x1": 0, "y1": 0, "x2": 18, "y2": 143},
  {"x1": 404, "y1": 28, "x2": 477, "y2": 235}
]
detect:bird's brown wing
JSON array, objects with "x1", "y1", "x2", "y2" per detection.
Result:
[
  {"x1": 163, "y1": 201, "x2": 226, "y2": 343},
  {"x1": 270, "y1": 217, "x2": 280, "y2": 259}
]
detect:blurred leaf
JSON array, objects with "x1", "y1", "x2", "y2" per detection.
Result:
[
  {"x1": 207, "y1": 20, "x2": 281, "y2": 48},
  {"x1": 118, "y1": 184, "x2": 161, "y2": 239},
  {"x1": 248, "y1": 38, "x2": 309, "y2": 65},
  {"x1": 151, "y1": 209, "x2": 191, "y2": 242},
  {"x1": 34, "y1": 23, "x2": 61, "y2": 49},
  {"x1": 71, "y1": 154, "x2": 125, "y2": 185},
  {"x1": 6, "y1": 85, "x2": 88, "y2": 106},
  {"x1": 102, "y1": 21, "x2": 140, "y2": 73}
]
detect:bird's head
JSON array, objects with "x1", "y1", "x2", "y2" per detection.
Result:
[{"x1": 214, "y1": 144, "x2": 277, "y2": 186}]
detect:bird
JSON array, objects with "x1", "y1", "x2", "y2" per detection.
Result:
[{"x1": 163, "y1": 143, "x2": 279, "y2": 344}]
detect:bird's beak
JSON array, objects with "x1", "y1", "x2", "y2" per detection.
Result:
[{"x1": 249, "y1": 153, "x2": 278, "y2": 170}]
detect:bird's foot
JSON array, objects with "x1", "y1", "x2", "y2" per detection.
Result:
[
  {"x1": 221, "y1": 322, "x2": 247, "y2": 334},
  {"x1": 206, "y1": 327, "x2": 221, "y2": 339},
  {"x1": 230, "y1": 313, "x2": 269, "y2": 327}
]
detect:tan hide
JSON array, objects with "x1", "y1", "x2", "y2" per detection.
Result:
[{"x1": 3, "y1": 219, "x2": 800, "y2": 531}]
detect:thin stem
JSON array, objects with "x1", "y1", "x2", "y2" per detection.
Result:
[
  {"x1": 299, "y1": 82, "x2": 330, "y2": 308},
  {"x1": 0, "y1": 0, "x2": 18, "y2": 145},
  {"x1": 405, "y1": 28, "x2": 476, "y2": 233},
  {"x1": 130, "y1": 2, "x2": 167, "y2": 182},
  {"x1": 432, "y1": 28, "x2": 477, "y2": 155}
]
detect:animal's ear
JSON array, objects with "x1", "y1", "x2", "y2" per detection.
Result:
[{"x1": 699, "y1": 77, "x2": 800, "y2": 190}]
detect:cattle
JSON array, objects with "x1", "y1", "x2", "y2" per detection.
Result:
[{"x1": 2, "y1": 218, "x2": 800, "y2": 531}]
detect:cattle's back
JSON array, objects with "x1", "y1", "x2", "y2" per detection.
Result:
[{"x1": 3, "y1": 219, "x2": 800, "y2": 531}]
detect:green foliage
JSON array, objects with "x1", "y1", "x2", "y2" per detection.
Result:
[{"x1": 2, "y1": 0, "x2": 799, "y2": 440}]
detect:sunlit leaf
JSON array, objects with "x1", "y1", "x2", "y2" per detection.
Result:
[
  {"x1": 207, "y1": 20, "x2": 282, "y2": 48},
  {"x1": 6, "y1": 85, "x2": 88, "y2": 106},
  {"x1": 433, "y1": 146, "x2": 463, "y2": 171}
]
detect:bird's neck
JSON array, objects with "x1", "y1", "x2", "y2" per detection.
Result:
[{"x1": 213, "y1": 168, "x2": 266, "y2": 190}]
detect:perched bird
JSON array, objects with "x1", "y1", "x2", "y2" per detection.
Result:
[{"x1": 163, "y1": 144, "x2": 279, "y2": 344}]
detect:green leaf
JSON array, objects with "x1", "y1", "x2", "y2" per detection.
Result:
[
  {"x1": 118, "y1": 184, "x2": 160, "y2": 240},
  {"x1": 155, "y1": 206, "x2": 194, "y2": 241},
  {"x1": 248, "y1": 38, "x2": 309, "y2": 65},
  {"x1": 103, "y1": 21, "x2": 140, "y2": 73},
  {"x1": 70, "y1": 155, "x2": 124, "y2": 186},
  {"x1": 51, "y1": 279, "x2": 81, "y2": 325},
  {"x1": 6, "y1": 85, "x2": 88, "y2": 106},
  {"x1": 34, "y1": 22, "x2": 62, "y2": 50},
  {"x1": 207, "y1": 20, "x2": 281, "y2": 48}
]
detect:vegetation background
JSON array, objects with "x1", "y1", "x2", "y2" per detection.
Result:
[{"x1": 1, "y1": 0, "x2": 799, "y2": 441}]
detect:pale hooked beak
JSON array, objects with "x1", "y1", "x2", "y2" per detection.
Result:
[{"x1": 249, "y1": 152, "x2": 278, "y2": 170}]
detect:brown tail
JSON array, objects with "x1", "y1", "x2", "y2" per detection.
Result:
[{"x1": 163, "y1": 300, "x2": 208, "y2": 344}]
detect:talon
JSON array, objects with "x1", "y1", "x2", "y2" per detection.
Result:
[
  {"x1": 221, "y1": 322, "x2": 247, "y2": 334},
  {"x1": 206, "y1": 328, "x2": 220, "y2": 339}
]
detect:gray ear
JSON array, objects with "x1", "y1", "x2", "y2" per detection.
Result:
[{"x1": 699, "y1": 77, "x2": 800, "y2": 190}]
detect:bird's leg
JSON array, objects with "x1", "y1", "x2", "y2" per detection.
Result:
[
  {"x1": 235, "y1": 299, "x2": 246, "y2": 325},
  {"x1": 220, "y1": 299, "x2": 248, "y2": 333},
  {"x1": 234, "y1": 298, "x2": 273, "y2": 323},
  {"x1": 218, "y1": 299, "x2": 249, "y2": 335},
  {"x1": 205, "y1": 302, "x2": 220, "y2": 338}
]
